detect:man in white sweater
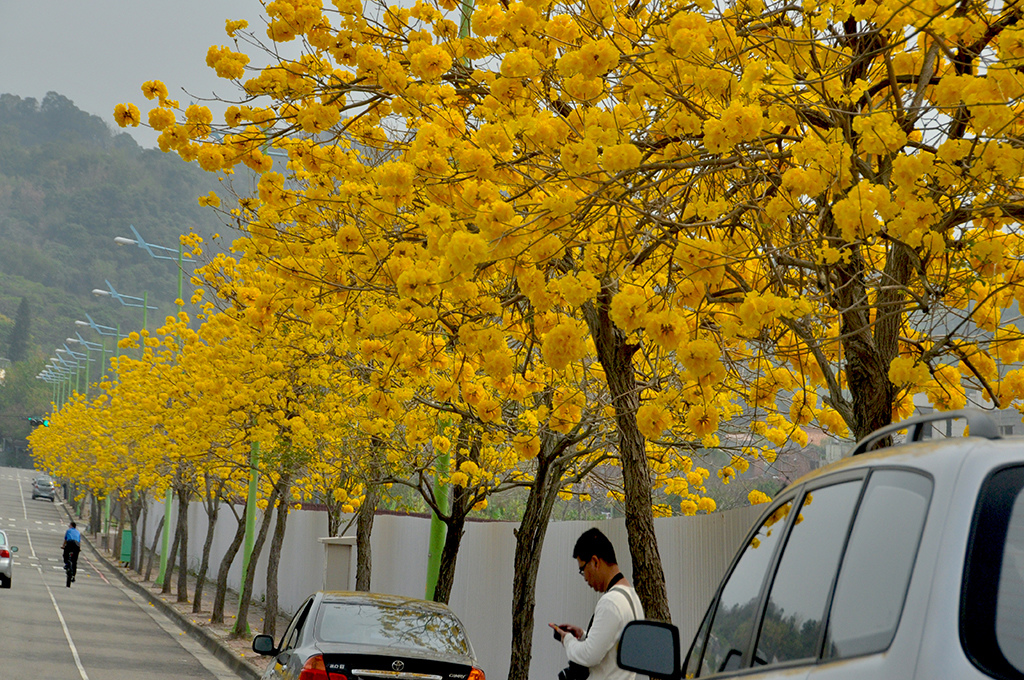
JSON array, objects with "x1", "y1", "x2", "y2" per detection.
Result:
[{"x1": 549, "y1": 529, "x2": 645, "y2": 680}]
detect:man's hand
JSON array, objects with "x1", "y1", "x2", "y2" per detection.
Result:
[{"x1": 549, "y1": 623, "x2": 584, "y2": 641}]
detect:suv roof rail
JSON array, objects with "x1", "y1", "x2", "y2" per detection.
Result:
[{"x1": 850, "y1": 409, "x2": 1000, "y2": 456}]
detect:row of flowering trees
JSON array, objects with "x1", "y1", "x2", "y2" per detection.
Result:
[{"x1": 32, "y1": 0, "x2": 1024, "y2": 674}]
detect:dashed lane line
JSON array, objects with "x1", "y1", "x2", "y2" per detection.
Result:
[{"x1": 17, "y1": 477, "x2": 27, "y2": 520}]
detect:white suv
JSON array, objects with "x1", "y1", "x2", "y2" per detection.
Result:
[{"x1": 618, "y1": 409, "x2": 1024, "y2": 680}]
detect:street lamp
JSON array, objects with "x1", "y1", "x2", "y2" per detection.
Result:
[
  {"x1": 75, "y1": 314, "x2": 127, "y2": 385},
  {"x1": 48, "y1": 355, "x2": 75, "y2": 407},
  {"x1": 67, "y1": 335, "x2": 104, "y2": 398},
  {"x1": 91, "y1": 279, "x2": 158, "y2": 331},
  {"x1": 55, "y1": 347, "x2": 87, "y2": 396}
]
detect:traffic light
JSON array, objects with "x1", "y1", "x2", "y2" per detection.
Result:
[{"x1": 28, "y1": 417, "x2": 49, "y2": 427}]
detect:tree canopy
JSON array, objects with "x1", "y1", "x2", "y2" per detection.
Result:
[{"x1": 28, "y1": 0, "x2": 1024, "y2": 666}]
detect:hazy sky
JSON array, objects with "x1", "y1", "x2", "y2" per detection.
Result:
[{"x1": 0, "y1": 0, "x2": 272, "y2": 148}]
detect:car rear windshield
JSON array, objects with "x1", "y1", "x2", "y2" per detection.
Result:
[{"x1": 316, "y1": 602, "x2": 470, "y2": 657}]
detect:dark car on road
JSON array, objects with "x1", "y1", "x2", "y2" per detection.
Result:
[
  {"x1": 617, "y1": 409, "x2": 1024, "y2": 680},
  {"x1": 252, "y1": 591, "x2": 485, "y2": 680},
  {"x1": 31, "y1": 476, "x2": 55, "y2": 501}
]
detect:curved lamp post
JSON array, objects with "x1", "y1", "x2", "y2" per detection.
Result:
[
  {"x1": 67, "y1": 335, "x2": 104, "y2": 399},
  {"x1": 91, "y1": 280, "x2": 158, "y2": 332}
]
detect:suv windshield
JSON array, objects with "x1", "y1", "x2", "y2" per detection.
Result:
[{"x1": 316, "y1": 602, "x2": 470, "y2": 656}]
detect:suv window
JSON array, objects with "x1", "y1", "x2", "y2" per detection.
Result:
[
  {"x1": 997, "y1": 492, "x2": 1024, "y2": 669},
  {"x1": 685, "y1": 469, "x2": 932, "y2": 677},
  {"x1": 962, "y1": 465, "x2": 1024, "y2": 679},
  {"x1": 691, "y1": 499, "x2": 794, "y2": 675},
  {"x1": 824, "y1": 470, "x2": 932, "y2": 659},
  {"x1": 755, "y1": 481, "x2": 862, "y2": 667}
]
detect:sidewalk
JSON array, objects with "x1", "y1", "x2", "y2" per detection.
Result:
[{"x1": 66, "y1": 502, "x2": 289, "y2": 680}]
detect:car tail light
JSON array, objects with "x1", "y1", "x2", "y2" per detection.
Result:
[
  {"x1": 0, "y1": 549, "x2": 9, "y2": 559},
  {"x1": 298, "y1": 656, "x2": 347, "y2": 680},
  {"x1": 469, "y1": 667, "x2": 485, "y2": 680},
  {"x1": 299, "y1": 656, "x2": 330, "y2": 680}
]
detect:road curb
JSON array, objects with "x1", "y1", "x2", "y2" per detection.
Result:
[{"x1": 59, "y1": 503, "x2": 262, "y2": 680}]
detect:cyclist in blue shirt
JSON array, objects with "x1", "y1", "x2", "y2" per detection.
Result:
[{"x1": 62, "y1": 521, "x2": 81, "y2": 586}]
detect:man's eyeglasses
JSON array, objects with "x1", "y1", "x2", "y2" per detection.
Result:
[{"x1": 578, "y1": 558, "x2": 590, "y2": 575}]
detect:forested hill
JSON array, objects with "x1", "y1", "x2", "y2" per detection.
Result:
[{"x1": 0, "y1": 92, "x2": 228, "y2": 358}]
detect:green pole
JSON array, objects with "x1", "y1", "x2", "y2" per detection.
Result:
[
  {"x1": 177, "y1": 241, "x2": 184, "y2": 305},
  {"x1": 235, "y1": 441, "x2": 260, "y2": 635},
  {"x1": 103, "y1": 496, "x2": 110, "y2": 534},
  {"x1": 459, "y1": 0, "x2": 473, "y2": 38},
  {"x1": 84, "y1": 348, "x2": 91, "y2": 398},
  {"x1": 156, "y1": 487, "x2": 173, "y2": 586},
  {"x1": 423, "y1": 446, "x2": 448, "y2": 602}
]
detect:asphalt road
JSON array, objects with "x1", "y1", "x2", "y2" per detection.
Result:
[{"x1": 0, "y1": 466, "x2": 245, "y2": 680}]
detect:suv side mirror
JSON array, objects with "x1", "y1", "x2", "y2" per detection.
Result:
[
  {"x1": 617, "y1": 620, "x2": 681, "y2": 680},
  {"x1": 10, "y1": 546, "x2": 17, "y2": 553},
  {"x1": 252, "y1": 634, "x2": 278, "y2": 656}
]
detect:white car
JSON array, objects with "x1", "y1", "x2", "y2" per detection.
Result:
[
  {"x1": 0, "y1": 529, "x2": 18, "y2": 588},
  {"x1": 618, "y1": 409, "x2": 1024, "y2": 680}
]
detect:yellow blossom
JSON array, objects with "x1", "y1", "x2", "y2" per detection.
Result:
[{"x1": 114, "y1": 103, "x2": 141, "y2": 128}]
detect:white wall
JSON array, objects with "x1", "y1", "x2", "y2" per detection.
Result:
[{"x1": 142, "y1": 500, "x2": 762, "y2": 680}]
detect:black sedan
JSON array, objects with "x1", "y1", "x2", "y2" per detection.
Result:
[{"x1": 252, "y1": 591, "x2": 485, "y2": 680}]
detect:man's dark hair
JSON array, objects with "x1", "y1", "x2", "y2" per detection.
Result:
[
  {"x1": 70, "y1": 521, "x2": 76, "y2": 528},
  {"x1": 573, "y1": 528, "x2": 617, "y2": 565}
]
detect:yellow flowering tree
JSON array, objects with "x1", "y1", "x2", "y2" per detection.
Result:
[{"x1": 116, "y1": 0, "x2": 1024, "y2": 654}]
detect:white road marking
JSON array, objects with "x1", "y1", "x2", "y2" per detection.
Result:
[
  {"x1": 17, "y1": 478, "x2": 26, "y2": 520},
  {"x1": 38, "y1": 563, "x2": 90, "y2": 680},
  {"x1": 25, "y1": 527, "x2": 36, "y2": 559}
]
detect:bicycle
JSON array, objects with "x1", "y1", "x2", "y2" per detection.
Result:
[{"x1": 63, "y1": 546, "x2": 79, "y2": 588}]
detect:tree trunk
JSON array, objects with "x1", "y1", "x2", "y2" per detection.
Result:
[
  {"x1": 263, "y1": 482, "x2": 292, "y2": 639},
  {"x1": 327, "y1": 499, "x2": 343, "y2": 537},
  {"x1": 176, "y1": 488, "x2": 191, "y2": 603},
  {"x1": 129, "y1": 493, "x2": 143, "y2": 571},
  {"x1": 827, "y1": 222, "x2": 903, "y2": 441},
  {"x1": 136, "y1": 497, "x2": 148, "y2": 574},
  {"x1": 231, "y1": 480, "x2": 282, "y2": 638},
  {"x1": 145, "y1": 515, "x2": 164, "y2": 582},
  {"x1": 114, "y1": 494, "x2": 126, "y2": 561},
  {"x1": 193, "y1": 486, "x2": 222, "y2": 613},
  {"x1": 433, "y1": 484, "x2": 468, "y2": 604},
  {"x1": 211, "y1": 507, "x2": 246, "y2": 625},
  {"x1": 161, "y1": 514, "x2": 182, "y2": 595},
  {"x1": 584, "y1": 294, "x2": 672, "y2": 623},
  {"x1": 356, "y1": 482, "x2": 379, "y2": 591},
  {"x1": 89, "y1": 493, "x2": 101, "y2": 535},
  {"x1": 508, "y1": 440, "x2": 573, "y2": 680}
]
